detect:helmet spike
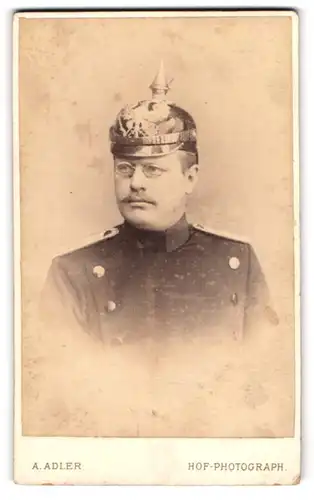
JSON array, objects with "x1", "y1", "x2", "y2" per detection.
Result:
[{"x1": 149, "y1": 60, "x2": 171, "y2": 99}]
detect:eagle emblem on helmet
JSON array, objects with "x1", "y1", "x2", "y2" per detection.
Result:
[{"x1": 116, "y1": 100, "x2": 176, "y2": 139}]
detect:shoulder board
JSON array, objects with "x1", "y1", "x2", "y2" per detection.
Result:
[
  {"x1": 192, "y1": 223, "x2": 250, "y2": 245},
  {"x1": 59, "y1": 226, "x2": 121, "y2": 255},
  {"x1": 102, "y1": 227, "x2": 120, "y2": 241},
  {"x1": 82, "y1": 226, "x2": 120, "y2": 247}
]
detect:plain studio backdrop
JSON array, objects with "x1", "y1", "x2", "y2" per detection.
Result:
[{"x1": 18, "y1": 14, "x2": 296, "y2": 437}]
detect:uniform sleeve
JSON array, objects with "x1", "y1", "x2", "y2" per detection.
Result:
[
  {"x1": 244, "y1": 246, "x2": 279, "y2": 334},
  {"x1": 26, "y1": 259, "x2": 106, "y2": 436},
  {"x1": 39, "y1": 257, "x2": 87, "y2": 332}
]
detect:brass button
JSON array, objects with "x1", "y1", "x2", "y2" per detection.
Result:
[
  {"x1": 231, "y1": 293, "x2": 238, "y2": 306},
  {"x1": 93, "y1": 265, "x2": 105, "y2": 278},
  {"x1": 107, "y1": 300, "x2": 116, "y2": 312},
  {"x1": 229, "y1": 257, "x2": 240, "y2": 270}
]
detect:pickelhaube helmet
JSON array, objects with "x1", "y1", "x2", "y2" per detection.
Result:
[{"x1": 109, "y1": 61, "x2": 198, "y2": 158}]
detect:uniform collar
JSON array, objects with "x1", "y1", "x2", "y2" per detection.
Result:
[{"x1": 122, "y1": 215, "x2": 190, "y2": 253}]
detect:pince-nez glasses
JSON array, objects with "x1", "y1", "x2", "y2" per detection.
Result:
[{"x1": 115, "y1": 161, "x2": 166, "y2": 179}]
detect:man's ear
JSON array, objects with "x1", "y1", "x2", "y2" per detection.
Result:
[{"x1": 185, "y1": 164, "x2": 199, "y2": 194}]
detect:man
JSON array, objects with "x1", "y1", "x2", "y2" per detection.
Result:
[{"x1": 41, "y1": 63, "x2": 275, "y2": 346}]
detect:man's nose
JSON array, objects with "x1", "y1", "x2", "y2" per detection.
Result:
[{"x1": 130, "y1": 166, "x2": 147, "y2": 190}]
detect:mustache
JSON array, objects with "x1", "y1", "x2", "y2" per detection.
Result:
[{"x1": 122, "y1": 195, "x2": 157, "y2": 205}]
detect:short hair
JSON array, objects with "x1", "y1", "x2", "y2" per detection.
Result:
[{"x1": 177, "y1": 150, "x2": 199, "y2": 171}]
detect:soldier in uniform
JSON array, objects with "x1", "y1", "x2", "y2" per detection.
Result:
[{"x1": 41, "y1": 62, "x2": 275, "y2": 346}]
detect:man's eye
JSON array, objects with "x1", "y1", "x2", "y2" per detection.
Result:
[
  {"x1": 144, "y1": 165, "x2": 164, "y2": 176},
  {"x1": 116, "y1": 163, "x2": 133, "y2": 175}
]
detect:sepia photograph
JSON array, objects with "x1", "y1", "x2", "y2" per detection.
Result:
[{"x1": 14, "y1": 10, "x2": 299, "y2": 485}]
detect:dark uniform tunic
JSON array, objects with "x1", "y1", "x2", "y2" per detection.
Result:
[
  {"x1": 29, "y1": 216, "x2": 283, "y2": 438},
  {"x1": 41, "y1": 216, "x2": 272, "y2": 344}
]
